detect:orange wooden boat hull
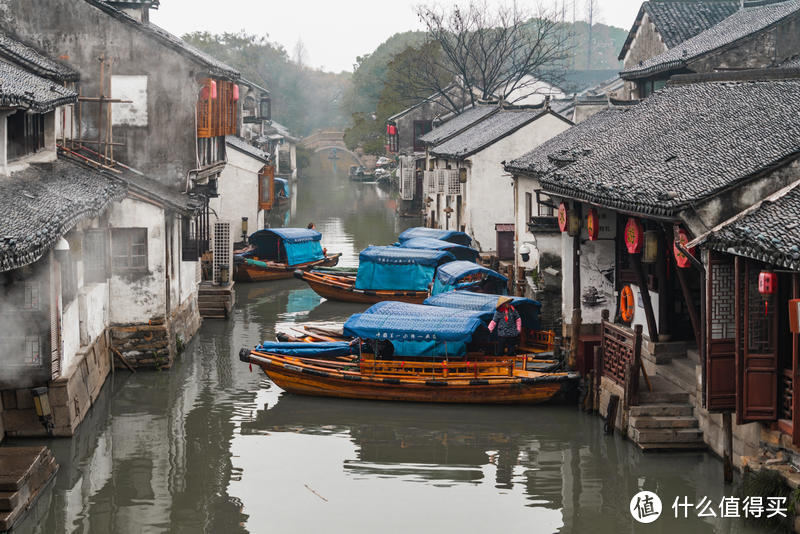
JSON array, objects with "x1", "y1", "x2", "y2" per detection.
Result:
[
  {"x1": 234, "y1": 253, "x2": 341, "y2": 283},
  {"x1": 242, "y1": 351, "x2": 576, "y2": 404},
  {"x1": 294, "y1": 270, "x2": 428, "y2": 304}
]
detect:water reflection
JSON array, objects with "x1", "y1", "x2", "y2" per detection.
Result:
[{"x1": 7, "y1": 173, "x2": 761, "y2": 534}]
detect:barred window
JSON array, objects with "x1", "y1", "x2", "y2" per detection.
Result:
[{"x1": 112, "y1": 228, "x2": 148, "y2": 272}]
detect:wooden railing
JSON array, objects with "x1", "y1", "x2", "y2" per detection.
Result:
[
  {"x1": 358, "y1": 356, "x2": 529, "y2": 379},
  {"x1": 600, "y1": 309, "x2": 643, "y2": 406}
]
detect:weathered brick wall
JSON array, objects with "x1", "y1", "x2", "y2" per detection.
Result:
[{"x1": 110, "y1": 319, "x2": 171, "y2": 369}]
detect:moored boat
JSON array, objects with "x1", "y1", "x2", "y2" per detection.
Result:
[
  {"x1": 430, "y1": 260, "x2": 509, "y2": 295},
  {"x1": 240, "y1": 306, "x2": 577, "y2": 403},
  {"x1": 395, "y1": 237, "x2": 479, "y2": 262},
  {"x1": 397, "y1": 227, "x2": 472, "y2": 246},
  {"x1": 295, "y1": 245, "x2": 455, "y2": 304},
  {"x1": 234, "y1": 228, "x2": 342, "y2": 282}
]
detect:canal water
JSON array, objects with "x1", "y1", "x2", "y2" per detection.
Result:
[{"x1": 10, "y1": 172, "x2": 765, "y2": 533}]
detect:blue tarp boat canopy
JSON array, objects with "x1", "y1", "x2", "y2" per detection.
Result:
[
  {"x1": 361, "y1": 300, "x2": 493, "y2": 323},
  {"x1": 344, "y1": 308, "x2": 485, "y2": 358},
  {"x1": 244, "y1": 228, "x2": 324, "y2": 266},
  {"x1": 274, "y1": 177, "x2": 290, "y2": 197},
  {"x1": 354, "y1": 246, "x2": 455, "y2": 291},
  {"x1": 397, "y1": 227, "x2": 472, "y2": 246},
  {"x1": 396, "y1": 237, "x2": 479, "y2": 262},
  {"x1": 255, "y1": 341, "x2": 353, "y2": 358},
  {"x1": 424, "y1": 290, "x2": 542, "y2": 330},
  {"x1": 431, "y1": 261, "x2": 508, "y2": 295}
]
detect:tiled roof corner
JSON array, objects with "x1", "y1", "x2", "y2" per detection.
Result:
[
  {"x1": 226, "y1": 135, "x2": 269, "y2": 163},
  {"x1": 419, "y1": 104, "x2": 499, "y2": 146},
  {"x1": 0, "y1": 159, "x2": 127, "y2": 272},
  {"x1": 0, "y1": 61, "x2": 78, "y2": 113},
  {"x1": 697, "y1": 180, "x2": 800, "y2": 270},
  {"x1": 0, "y1": 33, "x2": 79, "y2": 82},
  {"x1": 505, "y1": 76, "x2": 800, "y2": 216},
  {"x1": 621, "y1": 0, "x2": 800, "y2": 79}
]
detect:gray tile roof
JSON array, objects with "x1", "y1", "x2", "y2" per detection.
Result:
[
  {"x1": 695, "y1": 181, "x2": 800, "y2": 270},
  {"x1": 226, "y1": 135, "x2": 269, "y2": 163},
  {"x1": 0, "y1": 61, "x2": 78, "y2": 113},
  {"x1": 86, "y1": 0, "x2": 238, "y2": 80},
  {"x1": 430, "y1": 106, "x2": 566, "y2": 159},
  {"x1": 419, "y1": 104, "x2": 499, "y2": 146},
  {"x1": 0, "y1": 33, "x2": 79, "y2": 82},
  {"x1": 505, "y1": 76, "x2": 800, "y2": 217},
  {"x1": 621, "y1": 0, "x2": 800, "y2": 79},
  {"x1": 647, "y1": 1, "x2": 739, "y2": 47},
  {"x1": 0, "y1": 159, "x2": 126, "y2": 272}
]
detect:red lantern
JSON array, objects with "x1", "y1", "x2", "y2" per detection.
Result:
[
  {"x1": 759, "y1": 271, "x2": 776, "y2": 295},
  {"x1": 386, "y1": 124, "x2": 392, "y2": 135},
  {"x1": 233, "y1": 84, "x2": 240, "y2": 101},
  {"x1": 759, "y1": 270, "x2": 777, "y2": 316},
  {"x1": 210, "y1": 80, "x2": 217, "y2": 100},
  {"x1": 586, "y1": 209, "x2": 599, "y2": 241},
  {"x1": 389, "y1": 125, "x2": 397, "y2": 136},
  {"x1": 624, "y1": 218, "x2": 643, "y2": 254},
  {"x1": 673, "y1": 228, "x2": 695, "y2": 268},
  {"x1": 200, "y1": 85, "x2": 210, "y2": 100},
  {"x1": 558, "y1": 202, "x2": 568, "y2": 232}
]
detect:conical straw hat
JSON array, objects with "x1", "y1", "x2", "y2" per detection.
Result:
[{"x1": 496, "y1": 296, "x2": 513, "y2": 309}]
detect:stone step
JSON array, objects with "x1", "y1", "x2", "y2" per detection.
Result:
[
  {"x1": 642, "y1": 340, "x2": 688, "y2": 364},
  {"x1": 639, "y1": 389, "x2": 690, "y2": 404},
  {"x1": 0, "y1": 447, "x2": 48, "y2": 492},
  {"x1": 686, "y1": 347, "x2": 700, "y2": 364},
  {"x1": 633, "y1": 427, "x2": 704, "y2": 444},
  {"x1": 656, "y1": 358, "x2": 697, "y2": 394},
  {"x1": 629, "y1": 403, "x2": 694, "y2": 417},
  {"x1": 638, "y1": 441, "x2": 707, "y2": 452},
  {"x1": 629, "y1": 415, "x2": 699, "y2": 429}
]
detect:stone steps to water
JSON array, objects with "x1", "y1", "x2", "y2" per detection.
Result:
[
  {"x1": 198, "y1": 283, "x2": 235, "y2": 319},
  {"x1": 632, "y1": 427, "x2": 705, "y2": 443},
  {"x1": 629, "y1": 415, "x2": 699, "y2": 429},
  {"x1": 657, "y1": 358, "x2": 697, "y2": 395},
  {"x1": 0, "y1": 447, "x2": 58, "y2": 531},
  {"x1": 629, "y1": 403, "x2": 694, "y2": 417}
]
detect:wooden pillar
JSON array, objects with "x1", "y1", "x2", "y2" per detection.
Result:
[
  {"x1": 655, "y1": 228, "x2": 671, "y2": 339},
  {"x1": 675, "y1": 261, "x2": 701, "y2": 349},
  {"x1": 631, "y1": 252, "x2": 659, "y2": 342},
  {"x1": 569, "y1": 203, "x2": 582, "y2": 370}
]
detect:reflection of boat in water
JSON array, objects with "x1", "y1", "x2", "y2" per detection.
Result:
[
  {"x1": 234, "y1": 228, "x2": 342, "y2": 282},
  {"x1": 348, "y1": 165, "x2": 374, "y2": 182},
  {"x1": 240, "y1": 302, "x2": 577, "y2": 404},
  {"x1": 240, "y1": 393, "x2": 585, "y2": 487}
]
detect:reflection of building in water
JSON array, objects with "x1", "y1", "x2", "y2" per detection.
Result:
[{"x1": 18, "y1": 319, "x2": 255, "y2": 533}]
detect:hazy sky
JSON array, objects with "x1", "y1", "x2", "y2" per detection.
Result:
[{"x1": 152, "y1": 1, "x2": 640, "y2": 73}]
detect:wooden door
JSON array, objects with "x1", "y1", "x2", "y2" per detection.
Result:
[
  {"x1": 706, "y1": 254, "x2": 736, "y2": 411},
  {"x1": 739, "y1": 261, "x2": 779, "y2": 422}
]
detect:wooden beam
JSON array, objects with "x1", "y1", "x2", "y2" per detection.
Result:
[
  {"x1": 793, "y1": 273, "x2": 800, "y2": 448},
  {"x1": 569, "y1": 202, "x2": 582, "y2": 370},
  {"x1": 631, "y1": 252, "x2": 659, "y2": 342},
  {"x1": 675, "y1": 258, "x2": 701, "y2": 349}
]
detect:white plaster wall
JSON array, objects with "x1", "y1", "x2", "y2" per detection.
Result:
[
  {"x1": 514, "y1": 174, "x2": 561, "y2": 272},
  {"x1": 560, "y1": 207, "x2": 617, "y2": 327},
  {"x1": 81, "y1": 282, "x2": 109, "y2": 344},
  {"x1": 464, "y1": 113, "x2": 571, "y2": 251},
  {"x1": 61, "y1": 299, "x2": 81, "y2": 372},
  {"x1": 112, "y1": 75, "x2": 148, "y2": 127},
  {"x1": 211, "y1": 147, "x2": 263, "y2": 237},
  {"x1": 108, "y1": 198, "x2": 166, "y2": 323},
  {"x1": 179, "y1": 255, "x2": 198, "y2": 306}
]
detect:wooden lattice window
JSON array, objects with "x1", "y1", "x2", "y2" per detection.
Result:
[
  {"x1": 710, "y1": 261, "x2": 735, "y2": 340},
  {"x1": 197, "y1": 80, "x2": 213, "y2": 138}
]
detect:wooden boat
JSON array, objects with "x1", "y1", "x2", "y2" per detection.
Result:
[
  {"x1": 295, "y1": 245, "x2": 456, "y2": 304},
  {"x1": 236, "y1": 254, "x2": 341, "y2": 282},
  {"x1": 241, "y1": 350, "x2": 577, "y2": 404},
  {"x1": 293, "y1": 269, "x2": 428, "y2": 304},
  {"x1": 349, "y1": 165, "x2": 374, "y2": 182},
  {"x1": 240, "y1": 303, "x2": 575, "y2": 404},
  {"x1": 396, "y1": 237, "x2": 479, "y2": 262},
  {"x1": 234, "y1": 228, "x2": 341, "y2": 283},
  {"x1": 397, "y1": 227, "x2": 472, "y2": 246}
]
